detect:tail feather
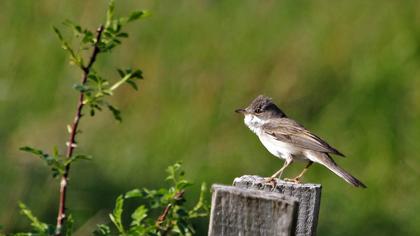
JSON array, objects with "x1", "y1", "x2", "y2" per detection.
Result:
[
  {"x1": 327, "y1": 163, "x2": 367, "y2": 188},
  {"x1": 313, "y1": 153, "x2": 367, "y2": 188}
]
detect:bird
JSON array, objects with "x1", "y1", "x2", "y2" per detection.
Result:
[{"x1": 235, "y1": 95, "x2": 366, "y2": 188}]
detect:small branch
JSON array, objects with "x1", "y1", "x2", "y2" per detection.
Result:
[
  {"x1": 155, "y1": 191, "x2": 184, "y2": 235},
  {"x1": 156, "y1": 204, "x2": 172, "y2": 226},
  {"x1": 55, "y1": 25, "x2": 104, "y2": 236}
]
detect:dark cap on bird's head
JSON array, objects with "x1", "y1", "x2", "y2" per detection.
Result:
[{"x1": 235, "y1": 95, "x2": 286, "y2": 118}]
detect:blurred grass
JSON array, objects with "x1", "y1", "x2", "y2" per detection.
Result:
[{"x1": 1, "y1": 0, "x2": 420, "y2": 235}]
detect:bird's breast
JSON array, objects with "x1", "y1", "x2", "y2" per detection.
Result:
[
  {"x1": 243, "y1": 115, "x2": 308, "y2": 161},
  {"x1": 258, "y1": 132, "x2": 307, "y2": 161}
]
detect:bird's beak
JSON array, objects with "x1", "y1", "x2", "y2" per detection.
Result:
[{"x1": 235, "y1": 108, "x2": 247, "y2": 114}]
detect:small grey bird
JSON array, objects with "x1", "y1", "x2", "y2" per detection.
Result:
[{"x1": 236, "y1": 95, "x2": 366, "y2": 188}]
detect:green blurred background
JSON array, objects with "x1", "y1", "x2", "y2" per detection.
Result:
[{"x1": 1, "y1": 0, "x2": 420, "y2": 235}]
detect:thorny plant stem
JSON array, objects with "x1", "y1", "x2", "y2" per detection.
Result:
[{"x1": 55, "y1": 25, "x2": 104, "y2": 236}]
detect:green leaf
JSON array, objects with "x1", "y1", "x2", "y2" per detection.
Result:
[
  {"x1": 82, "y1": 30, "x2": 94, "y2": 44},
  {"x1": 63, "y1": 20, "x2": 82, "y2": 34},
  {"x1": 124, "y1": 189, "x2": 143, "y2": 199},
  {"x1": 52, "y1": 26, "x2": 83, "y2": 68},
  {"x1": 106, "y1": 0, "x2": 115, "y2": 28},
  {"x1": 65, "y1": 154, "x2": 92, "y2": 166},
  {"x1": 65, "y1": 214, "x2": 74, "y2": 236},
  {"x1": 62, "y1": 19, "x2": 94, "y2": 45},
  {"x1": 73, "y1": 154, "x2": 92, "y2": 161},
  {"x1": 130, "y1": 205, "x2": 148, "y2": 226},
  {"x1": 128, "y1": 11, "x2": 148, "y2": 22},
  {"x1": 176, "y1": 179, "x2": 193, "y2": 190},
  {"x1": 131, "y1": 69, "x2": 143, "y2": 79},
  {"x1": 110, "y1": 68, "x2": 143, "y2": 92},
  {"x1": 88, "y1": 73, "x2": 98, "y2": 82},
  {"x1": 53, "y1": 146, "x2": 60, "y2": 157},
  {"x1": 19, "y1": 146, "x2": 45, "y2": 156},
  {"x1": 19, "y1": 202, "x2": 49, "y2": 233},
  {"x1": 107, "y1": 104, "x2": 122, "y2": 122},
  {"x1": 165, "y1": 162, "x2": 182, "y2": 182},
  {"x1": 116, "y1": 32, "x2": 129, "y2": 38},
  {"x1": 176, "y1": 219, "x2": 188, "y2": 235},
  {"x1": 20, "y1": 146, "x2": 66, "y2": 178},
  {"x1": 110, "y1": 195, "x2": 125, "y2": 234},
  {"x1": 126, "y1": 80, "x2": 138, "y2": 90},
  {"x1": 117, "y1": 68, "x2": 125, "y2": 78},
  {"x1": 74, "y1": 84, "x2": 92, "y2": 93},
  {"x1": 94, "y1": 224, "x2": 111, "y2": 236}
]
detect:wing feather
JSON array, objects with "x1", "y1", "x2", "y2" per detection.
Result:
[{"x1": 262, "y1": 118, "x2": 345, "y2": 157}]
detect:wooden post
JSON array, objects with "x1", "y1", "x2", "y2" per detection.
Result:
[
  {"x1": 208, "y1": 185, "x2": 297, "y2": 236},
  {"x1": 208, "y1": 175, "x2": 322, "y2": 236}
]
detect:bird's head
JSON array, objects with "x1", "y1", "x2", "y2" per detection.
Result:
[{"x1": 235, "y1": 95, "x2": 286, "y2": 121}]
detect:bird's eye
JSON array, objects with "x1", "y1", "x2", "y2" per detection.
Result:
[{"x1": 255, "y1": 108, "x2": 262, "y2": 113}]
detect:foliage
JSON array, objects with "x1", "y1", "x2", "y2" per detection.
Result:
[
  {"x1": 20, "y1": 0, "x2": 147, "y2": 177},
  {"x1": 12, "y1": 164, "x2": 208, "y2": 236},
  {"x1": 7, "y1": 0, "x2": 153, "y2": 235},
  {"x1": 14, "y1": 203, "x2": 52, "y2": 235},
  {"x1": 94, "y1": 163, "x2": 209, "y2": 236},
  {"x1": 6, "y1": 203, "x2": 74, "y2": 236},
  {"x1": 53, "y1": 0, "x2": 146, "y2": 121},
  {"x1": 19, "y1": 146, "x2": 91, "y2": 178}
]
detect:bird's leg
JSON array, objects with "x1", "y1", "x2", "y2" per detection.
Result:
[
  {"x1": 285, "y1": 161, "x2": 313, "y2": 183},
  {"x1": 266, "y1": 158, "x2": 293, "y2": 183}
]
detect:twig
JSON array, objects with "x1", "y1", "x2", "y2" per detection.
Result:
[
  {"x1": 55, "y1": 25, "x2": 104, "y2": 236},
  {"x1": 156, "y1": 204, "x2": 172, "y2": 226},
  {"x1": 155, "y1": 191, "x2": 185, "y2": 235}
]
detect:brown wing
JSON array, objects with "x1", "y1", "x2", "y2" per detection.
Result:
[{"x1": 262, "y1": 118, "x2": 345, "y2": 157}]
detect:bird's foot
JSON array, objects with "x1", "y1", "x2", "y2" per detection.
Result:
[
  {"x1": 263, "y1": 177, "x2": 277, "y2": 189},
  {"x1": 283, "y1": 177, "x2": 301, "y2": 184}
]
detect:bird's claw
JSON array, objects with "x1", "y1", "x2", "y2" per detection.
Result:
[
  {"x1": 284, "y1": 177, "x2": 301, "y2": 184},
  {"x1": 264, "y1": 177, "x2": 277, "y2": 189}
]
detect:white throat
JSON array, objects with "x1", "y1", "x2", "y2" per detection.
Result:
[{"x1": 244, "y1": 114, "x2": 267, "y2": 134}]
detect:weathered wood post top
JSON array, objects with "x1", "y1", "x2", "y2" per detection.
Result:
[{"x1": 209, "y1": 175, "x2": 322, "y2": 236}]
